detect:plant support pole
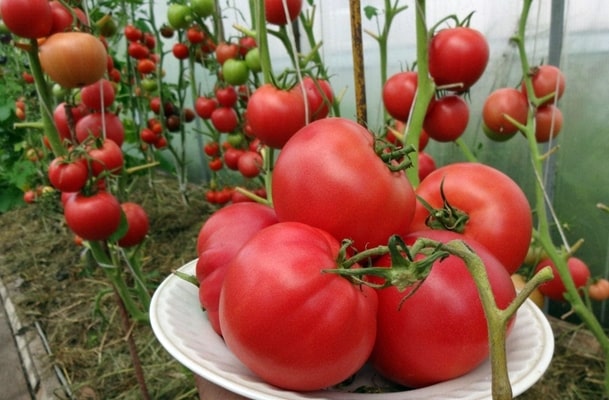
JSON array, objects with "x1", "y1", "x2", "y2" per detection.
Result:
[{"x1": 349, "y1": 0, "x2": 367, "y2": 126}]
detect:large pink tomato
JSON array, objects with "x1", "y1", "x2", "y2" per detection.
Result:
[
  {"x1": 272, "y1": 117, "x2": 416, "y2": 251},
  {"x1": 219, "y1": 222, "x2": 377, "y2": 391},
  {"x1": 370, "y1": 229, "x2": 517, "y2": 388},
  {"x1": 195, "y1": 202, "x2": 278, "y2": 335},
  {"x1": 410, "y1": 162, "x2": 532, "y2": 274}
]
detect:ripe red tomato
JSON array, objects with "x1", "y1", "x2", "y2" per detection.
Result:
[
  {"x1": 237, "y1": 150, "x2": 262, "y2": 178},
  {"x1": 48, "y1": 157, "x2": 89, "y2": 193},
  {"x1": 215, "y1": 42, "x2": 239, "y2": 65},
  {"x1": 264, "y1": 0, "x2": 302, "y2": 25},
  {"x1": 186, "y1": 26, "x2": 205, "y2": 44},
  {"x1": 219, "y1": 221, "x2": 377, "y2": 391},
  {"x1": 215, "y1": 86, "x2": 238, "y2": 108},
  {"x1": 87, "y1": 139, "x2": 124, "y2": 176},
  {"x1": 63, "y1": 191, "x2": 122, "y2": 241},
  {"x1": 410, "y1": 162, "x2": 533, "y2": 274},
  {"x1": 196, "y1": 202, "x2": 278, "y2": 334},
  {"x1": 1, "y1": 0, "x2": 52, "y2": 39},
  {"x1": 535, "y1": 256, "x2": 590, "y2": 302},
  {"x1": 382, "y1": 71, "x2": 418, "y2": 121},
  {"x1": 423, "y1": 95, "x2": 469, "y2": 142},
  {"x1": 223, "y1": 147, "x2": 244, "y2": 170},
  {"x1": 48, "y1": 1, "x2": 79, "y2": 34},
  {"x1": 272, "y1": 117, "x2": 416, "y2": 251},
  {"x1": 370, "y1": 229, "x2": 516, "y2": 388},
  {"x1": 482, "y1": 88, "x2": 529, "y2": 135},
  {"x1": 80, "y1": 79, "x2": 116, "y2": 111},
  {"x1": 417, "y1": 151, "x2": 436, "y2": 181},
  {"x1": 39, "y1": 32, "x2": 108, "y2": 88},
  {"x1": 117, "y1": 202, "x2": 149, "y2": 247},
  {"x1": 210, "y1": 107, "x2": 239, "y2": 133},
  {"x1": 123, "y1": 24, "x2": 143, "y2": 42},
  {"x1": 172, "y1": 42, "x2": 190, "y2": 60},
  {"x1": 53, "y1": 102, "x2": 88, "y2": 144},
  {"x1": 75, "y1": 112, "x2": 125, "y2": 146},
  {"x1": 299, "y1": 76, "x2": 334, "y2": 121},
  {"x1": 207, "y1": 157, "x2": 223, "y2": 171},
  {"x1": 429, "y1": 27, "x2": 489, "y2": 91},
  {"x1": 534, "y1": 104, "x2": 563, "y2": 143},
  {"x1": 194, "y1": 96, "x2": 218, "y2": 119},
  {"x1": 246, "y1": 84, "x2": 306, "y2": 148},
  {"x1": 523, "y1": 64, "x2": 566, "y2": 105}
]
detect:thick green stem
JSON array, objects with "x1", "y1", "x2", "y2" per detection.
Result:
[
  {"x1": 404, "y1": 0, "x2": 435, "y2": 187},
  {"x1": 514, "y1": 0, "x2": 609, "y2": 395}
]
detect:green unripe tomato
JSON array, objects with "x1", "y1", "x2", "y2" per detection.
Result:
[
  {"x1": 167, "y1": 4, "x2": 193, "y2": 30},
  {"x1": 245, "y1": 48, "x2": 261, "y2": 72},
  {"x1": 222, "y1": 59, "x2": 250, "y2": 86},
  {"x1": 190, "y1": 0, "x2": 215, "y2": 18},
  {"x1": 226, "y1": 132, "x2": 245, "y2": 148}
]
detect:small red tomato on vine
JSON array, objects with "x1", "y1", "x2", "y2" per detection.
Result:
[
  {"x1": 117, "y1": 202, "x2": 149, "y2": 247},
  {"x1": 535, "y1": 256, "x2": 591, "y2": 302},
  {"x1": 523, "y1": 64, "x2": 566, "y2": 105},
  {"x1": 423, "y1": 95, "x2": 469, "y2": 142},
  {"x1": 534, "y1": 104, "x2": 563, "y2": 143},
  {"x1": 172, "y1": 42, "x2": 190, "y2": 60},
  {"x1": 482, "y1": 88, "x2": 529, "y2": 135}
]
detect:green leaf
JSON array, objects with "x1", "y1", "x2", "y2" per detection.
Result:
[{"x1": 364, "y1": 5, "x2": 379, "y2": 20}]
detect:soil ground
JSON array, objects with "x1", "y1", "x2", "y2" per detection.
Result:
[{"x1": 0, "y1": 173, "x2": 606, "y2": 399}]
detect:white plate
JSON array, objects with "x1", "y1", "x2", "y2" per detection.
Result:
[{"x1": 150, "y1": 259, "x2": 554, "y2": 400}]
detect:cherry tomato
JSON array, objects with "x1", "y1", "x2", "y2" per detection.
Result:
[
  {"x1": 75, "y1": 112, "x2": 125, "y2": 146},
  {"x1": 219, "y1": 221, "x2": 377, "y2": 391},
  {"x1": 222, "y1": 59, "x2": 249, "y2": 86},
  {"x1": 429, "y1": 27, "x2": 489, "y2": 91},
  {"x1": 223, "y1": 147, "x2": 245, "y2": 170},
  {"x1": 80, "y1": 79, "x2": 116, "y2": 111},
  {"x1": 417, "y1": 151, "x2": 436, "y2": 181},
  {"x1": 382, "y1": 71, "x2": 418, "y2": 122},
  {"x1": 87, "y1": 139, "x2": 124, "y2": 176},
  {"x1": 371, "y1": 230, "x2": 516, "y2": 388},
  {"x1": 410, "y1": 162, "x2": 533, "y2": 274},
  {"x1": 48, "y1": 157, "x2": 89, "y2": 193},
  {"x1": 535, "y1": 256, "x2": 590, "y2": 302},
  {"x1": 482, "y1": 88, "x2": 529, "y2": 135},
  {"x1": 272, "y1": 117, "x2": 416, "y2": 251},
  {"x1": 237, "y1": 151, "x2": 262, "y2": 178},
  {"x1": 246, "y1": 84, "x2": 306, "y2": 148},
  {"x1": 264, "y1": 0, "x2": 302, "y2": 25},
  {"x1": 194, "y1": 96, "x2": 218, "y2": 119},
  {"x1": 215, "y1": 42, "x2": 239, "y2": 65},
  {"x1": 207, "y1": 157, "x2": 223, "y2": 171},
  {"x1": 523, "y1": 64, "x2": 566, "y2": 105},
  {"x1": 117, "y1": 202, "x2": 149, "y2": 247},
  {"x1": 63, "y1": 191, "x2": 122, "y2": 241},
  {"x1": 210, "y1": 107, "x2": 239, "y2": 133},
  {"x1": 423, "y1": 95, "x2": 469, "y2": 142},
  {"x1": 215, "y1": 86, "x2": 238, "y2": 108},
  {"x1": 1, "y1": 0, "x2": 52, "y2": 39},
  {"x1": 588, "y1": 278, "x2": 609, "y2": 301},
  {"x1": 172, "y1": 42, "x2": 190, "y2": 60},
  {"x1": 196, "y1": 202, "x2": 278, "y2": 334},
  {"x1": 534, "y1": 104, "x2": 563, "y2": 143},
  {"x1": 124, "y1": 24, "x2": 143, "y2": 42}
]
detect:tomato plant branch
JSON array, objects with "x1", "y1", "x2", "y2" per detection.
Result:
[
  {"x1": 513, "y1": 0, "x2": 609, "y2": 395},
  {"x1": 25, "y1": 39, "x2": 66, "y2": 157},
  {"x1": 404, "y1": 0, "x2": 435, "y2": 187}
]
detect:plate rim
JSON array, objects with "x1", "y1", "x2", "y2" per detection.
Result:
[{"x1": 150, "y1": 259, "x2": 555, "y2": 400}]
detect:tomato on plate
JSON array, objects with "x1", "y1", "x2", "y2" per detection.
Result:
[
  {"x1": 219, "y1": 222, "x2": 377, "y2": 391},
  {"x1": 410, "y1": 162, "x2": 533, "y2": 274},
  {"x1": 370, "y1": 230, "x2": 516, "y2": 388},
  {"x1": 272, "y1": 117, "x2": 416, "y2": 251},
  {"x1": 196, "y1": 202, "x2": 278, "y2": 335}
]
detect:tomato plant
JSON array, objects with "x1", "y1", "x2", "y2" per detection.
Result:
[
  {"x1": 272, "y1": 118, "x2": 416, "y2": 251},
  {"x1": 370, "y1": 230, "x2": 516, "y2": 388},
  {"x1": 410, "y1": 162, "x2": 533, "y2": 274},
  {"x1": 219, "y1": 221, "x2": 377, "y2": 391}
]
